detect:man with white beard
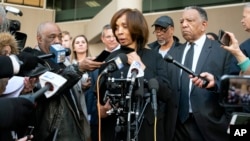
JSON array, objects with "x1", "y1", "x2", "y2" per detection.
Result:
[{"x1": 148, "y1": 15, "x2": 182, "y2": 57}]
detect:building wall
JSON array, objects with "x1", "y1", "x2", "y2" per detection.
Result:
[
  {"x1": 7, "y1": 3, "x2": 249, "y2": 56},
  {"x1": 5, "y1": 4, "x2": 54, "y2": 48}
]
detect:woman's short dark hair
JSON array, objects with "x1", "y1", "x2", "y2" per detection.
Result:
[{"x1": 110, "y1": 8, "x2": 149, "y2": 50}]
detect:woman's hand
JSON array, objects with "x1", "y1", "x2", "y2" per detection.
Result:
[
  {"x1": 21, "y1": 77, "x2": 37, "y2": 94},
  {"x1": 82, "y1": 77, "x2": 91, "y2": 90},
  {"x1": 127, "y1": 52, "x2": 146, "y2": 70}
]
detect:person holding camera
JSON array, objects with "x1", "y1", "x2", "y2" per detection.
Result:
[
  {"x1": 25, "y1": 21, "x2": 103, "y2": 141},
  {"x1": 229, "y1": 3, "x2": 250, "y2": 75}
]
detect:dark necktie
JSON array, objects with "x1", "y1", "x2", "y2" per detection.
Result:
[{"x1": 179, "y1": 43, "x2": 194, "y2": 123}]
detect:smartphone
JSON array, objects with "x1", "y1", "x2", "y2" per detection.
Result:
[
  {"x1": 25, "y1": 126, "x2": 34, "y2": 136},
  {"x1": 94, "y1": 50, "x2": 110, "y2": 62},
  {"x1": 220, "y1": 75, "x2": 250, "y2": 107},
  {"x1": 218, "y1": 29, "x2": 230, "y2": 46}
]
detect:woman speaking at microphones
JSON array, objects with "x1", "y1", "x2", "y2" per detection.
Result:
[{"x1": 97, "y1": 8, "x2": 172, "y2": 141}]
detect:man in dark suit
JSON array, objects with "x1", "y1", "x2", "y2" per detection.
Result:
[{"x1": 165, "y1": 6, "x2": 232, "y2": 141}]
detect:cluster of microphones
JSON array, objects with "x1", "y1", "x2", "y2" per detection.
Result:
[
  {"x1": 17, "y1": 44, "x2": 73, "y2": 104},
  {"x1": 20, "y1": 45, "x2": 209, "y2": 116},
  {"x1": 99, "y1": 53, "x2": 159, "y2": 117}
]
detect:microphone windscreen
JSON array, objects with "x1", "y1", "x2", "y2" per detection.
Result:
[
  {"x1": 164, "y1": 54, "x2": 173, "y2": 63},
  {"x1": 117, "y1": 53, "x2": 128, "y2": 65},
  {"x1": 65, "y1": 48, "x2": 71, "y2": 56},
  {"x1": 148, "y1": 78, "x2": 159, "y2": 91}
]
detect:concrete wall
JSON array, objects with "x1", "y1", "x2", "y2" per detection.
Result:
[
  {"x1": 7, "y1": 3, "x2": 249, "y2": 57},
  {"x1": 145, "y1": 3, "x2": 248, "y2": 44},
  {"x1": 58, "y1": 3, "x2": 250, "y2": 56},
  {"x1": 5, "y1": 4, "x2": 55, "y2": 48}
]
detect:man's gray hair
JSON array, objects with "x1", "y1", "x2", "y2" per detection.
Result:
[
  {"x1": 184, "y1": 6, "x2": 208, "y2": 21},
  {"x1": 244, "y1": 2, "x2": 250, "y2": 8},
  {"x1": 101, "y1": 24, "x2": 112, "y2": 37}
]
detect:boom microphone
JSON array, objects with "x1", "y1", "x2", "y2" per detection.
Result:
[
  {"x1": 38, "y1": 44, "x2": 71, "y2": 63},
  {"x1": 148, "y1": 78, "x2": 159, "y2": 117},
  {"x1": 164, "y1": 54, "x2": 209, "y2": 88},
  {"x1": 101, "y1": 53, "x2": 128, "y2": 74}
]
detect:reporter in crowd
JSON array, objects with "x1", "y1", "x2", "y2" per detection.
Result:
[
  {"x1": 0, "y1": 4, "x2": 39, "y2": 141},
  {"x1": 24, "y1": 21, "x2": 102, "y2": 141},
  {"x1": 0, "y1": 32, "x2": 19, "y2": 94},
  {"x1": 62, "y1": 30, "x2": 72, "y2": 49},
  {"x1": 70, "y1": 34, "x2": 93, "y2": 140},
  {"x1": 0, "y1": 32, "x2": 37, "y2": 95},
  {"x1": 230, "y1": 3, "x2": 250, "y2": 75},
  {"x1": 0, "y1": 97, "x2": 34, "y2": 141},
  {"x1": 98, "y1": 8, "x2": 172, "y2": 141},
  {"x1": 221, "y1": 31, "x2": 250, "y2": 74},
  {"x1": 86, "y1": 24, "x2": 121, "y2": 141},
  {"x1": 0, "y1": 51, "x2": 38, "y2": 78}
]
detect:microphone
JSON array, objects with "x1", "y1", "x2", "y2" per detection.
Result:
[
  {"x1": 39, "y1": 71, "x2": 67, "y2": 98},
  {"x1": 148, "y1": 78, "x2": 159, "y2": 117},
  {"x1": 19, "y1": 71, "x2": 67, "y2": 103},
  {"x1": 164, "y1": 54, "x2": 209, "y2": 88},
  {"x1": 127, "y1": 61, "x2": 144, "y2": 85},
  {"x1": 134, "y1": 77, "x2": 144, "y2": 97},
  {"x1": 38, "y1": 44, "x2": 71, "y2": 63},
  {"x1": 101, "y1": 53, "x2": 127, "y2": 74}
]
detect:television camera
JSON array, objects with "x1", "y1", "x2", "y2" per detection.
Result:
[
  {"x1": 4, "y1": 6, "x2": 27, "y2": 50},
  {"x1": 219, "y1": 75, "x2": 250, "y2": 134}
]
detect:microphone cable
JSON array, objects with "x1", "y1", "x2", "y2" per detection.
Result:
[
  {"x1": 154, "y1": 117, "x2": 157, "y2": 141},
  {"x1": 97, "y1": 72, "x2": 103, "y2": 141}
]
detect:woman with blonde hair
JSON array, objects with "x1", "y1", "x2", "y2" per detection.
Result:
[{"x1": 0, "y1": 32, "x2": 18, "y2": 56}]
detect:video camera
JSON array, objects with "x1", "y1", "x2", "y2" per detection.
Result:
[
  {"x1": 219, "y1": 75, "x2": 250, "y2": 134},
  {"x1": 220, "y1": 75, "x2": 250, "y2": 107},
  {"x1": 4, "y1": 6, "x2": 27, "y2": 50}
]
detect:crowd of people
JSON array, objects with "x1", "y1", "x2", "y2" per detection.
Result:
[{"x1": 1, "y1": 2, "x2": 250, "y2": 141}]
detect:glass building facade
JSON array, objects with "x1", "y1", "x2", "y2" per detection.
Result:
[{"x1": 4, "y1": 0, "x2": 250, "y2": 22}]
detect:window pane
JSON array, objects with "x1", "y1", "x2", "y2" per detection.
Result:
[{"x1": 48, "y1": 0, "x2": 250, "y2": 22}]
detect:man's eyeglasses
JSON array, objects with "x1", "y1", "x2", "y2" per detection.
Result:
[
  {"x1": 153, "y1": 27, "x2": 169, "y2": 34},
  {"x1": 104, "y1": 35, "x2": 116, "y2": 40}
]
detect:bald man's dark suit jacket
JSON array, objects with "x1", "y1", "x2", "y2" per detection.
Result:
[{"x1": 165, "y1": 38, "x2": 232, "y2": 141}]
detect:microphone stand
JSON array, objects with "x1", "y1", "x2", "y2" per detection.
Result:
[
  {"x1": 133, "y1": 93, "x2": 151, "y2": 139},
  {"x1": 133, "y1": 77, "x2": 144, "y2": 141},
  {"x1": 126, "y1": 82, "x2": 134, "y2": 141}
]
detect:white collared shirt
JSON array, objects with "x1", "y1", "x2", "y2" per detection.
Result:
[{"x1": 181, "y1": 34, "x2": 206, "y2": 112}]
